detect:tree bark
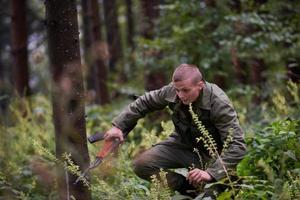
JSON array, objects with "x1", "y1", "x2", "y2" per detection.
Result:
[
  {"x1": 230, "y1": 47, "x2": 247, "y2": 84},
  {"x1": 0, "y1": 50, "x2": 3, "y2": 81},
  {"x1": 103, "y1": 0, "x2": 122, "y2": 71},
  {"x1": 228, "y1": 0, "x2": 249, "y2": 85},
  {"x1": 204, "y1": 0, "x2": 216, "y2": 7},
  {"x1": 286, "y1": 59, "x2": 300, "y2": 83},
  {"x1": 228, "y1": 0, "x2": 241, "y2": 13},
  {"x1": 250, "y1": 58, "x2": 265, "y2": 85},
  {"x1": 250, "y1": 58, "x2": 265, "y2": 104},
  {"x1": 140, "y1": 0, "x2": 159, "y2": 39},
  {"x1": 201, "y1": 0, "x2": 228, "y2": 89},
  {"x1": 144, "y1": 70, "x2": 166, "y2": 91},
  {"x1": 45, "y1": 1, "x2": 91, "y2": 199},
  {"x1": 82, "y1": 0, "x2": 110, "y2": 105},
  {"x1": 10, "y1": 0, "x2": 30, "y2": 96},
  {"x1": 140, "y1": 0, "x2": 166, "y2": 91},
  {"x1": 125, "y1": 0, "x2": 135, "y2": 50},
  {"x1": 89, "y1": 0, "x2": 110, "y2": 104},
  {"x1": 81, "y1": 0, "x2": 93, "y2": 89}
]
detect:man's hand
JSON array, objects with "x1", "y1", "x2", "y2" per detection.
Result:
[
  {"x1": 104, "y1": 126, "x2": 124, "y2": 142},
  {"x1": 187, "y1": 169, "x2": 212, "y2": 186}
]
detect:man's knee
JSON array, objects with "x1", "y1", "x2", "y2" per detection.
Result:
[{"x1": 132, "y1": 154, "x2": 158, "y2": 180}]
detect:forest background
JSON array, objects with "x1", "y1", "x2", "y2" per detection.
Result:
[{"x1": 0, "y1": 0, "x2": 299, "y2": 199}]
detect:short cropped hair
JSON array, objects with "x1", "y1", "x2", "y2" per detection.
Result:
[{"x1": 172, "y1": 64, "x2": 203, "y2": 83}]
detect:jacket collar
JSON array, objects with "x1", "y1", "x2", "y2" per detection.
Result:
[
  {"x1": 194, "y1": 81, "x2": 212, "y2": 110},
  {"x1": 164, "y1": 82, "x2": 178, "y2": 102}
]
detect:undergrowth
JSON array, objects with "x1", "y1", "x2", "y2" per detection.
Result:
[{"x1": 0, "y1": 80, "x2": 299, "y2": 199}]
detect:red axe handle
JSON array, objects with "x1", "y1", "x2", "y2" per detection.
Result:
[{"x1": 96, "y1": 139, "x2": 121, "y2": 158}]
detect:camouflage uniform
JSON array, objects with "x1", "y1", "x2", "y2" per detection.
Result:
[{"x1": 112, "y1": 82, "x2": 247, "y2": 197}]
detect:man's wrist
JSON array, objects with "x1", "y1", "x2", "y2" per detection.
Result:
[
  {"x1": 205, "y1": 170, "x2": 215, "y2": 182},
  {"x1": 112, "y1": 123, "x2": 124, "y2": 132}
]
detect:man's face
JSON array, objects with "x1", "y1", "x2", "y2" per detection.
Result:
[{"x1": 173, "y1": 78, "x2": 203, "y2": 105}]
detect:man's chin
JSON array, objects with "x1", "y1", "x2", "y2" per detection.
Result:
[{"x1": 181, "y1": 100, "x2": 190, "y2": 105}]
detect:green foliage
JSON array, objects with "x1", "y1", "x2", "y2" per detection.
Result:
[
  {"x1": 228, "y1": 80, "x2": 300, "y2": 199},
  {"x1": 0, "y1": 96, "x2": 56, "y2": 199},
  {"x1": 1, "y1": 79, "x2": 299, "y2": 199},
  {"x1": 149, "y1": 169, "x2": 171, "y2": 200},
  {"x1": 135, "y1": 0, "x2": 300, "y2": 84},
  {"x1": 237, "y1": 119, "x2": 300, "y2": 199},
  {"x1": 2, "y1": 0, "x2": 300, "y2": 199},
  {"x1": 86, "y1": 119, "x2": 175, "y2": 199},
  {"x1": 189, "y1": 102, "x2": 237, "y2": 196},
  {"x1": 220, "y1": 80, "x2": 300, "y2": 199},
  {"x1": 189, "y1": 103, "x2": 218, "y2": 158}
]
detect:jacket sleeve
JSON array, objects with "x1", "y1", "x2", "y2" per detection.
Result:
[
  {"x1": 112, "y1": 84, "x2": 174, "y2": 133},
  {"x1": 206, "y1": 96, "x2": 247, "y2": 181}
]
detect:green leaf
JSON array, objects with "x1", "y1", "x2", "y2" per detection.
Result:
[{"x1": 284, "y1": 150, "x2": 297, "y2": 161}]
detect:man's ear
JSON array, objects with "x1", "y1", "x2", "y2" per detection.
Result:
[{"x1": 198, "y1": 80, "x2": 204, "y2": 89}]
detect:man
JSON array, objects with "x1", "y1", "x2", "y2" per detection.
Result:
[{"x1": 104, "y1": 64, "x2": 247, "y2": 198}]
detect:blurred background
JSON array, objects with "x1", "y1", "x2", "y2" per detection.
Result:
[{"x1": 0, "y1": 0, "x2": 299, "y2": 199}]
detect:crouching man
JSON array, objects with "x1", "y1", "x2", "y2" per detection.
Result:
[{"x1": 104, "y1": 64, "x2": 247, "y2": 198}]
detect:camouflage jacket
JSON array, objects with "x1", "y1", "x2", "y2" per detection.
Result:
[{"x1": 112, "y1": 82, "x2": 247, "y2": 180}]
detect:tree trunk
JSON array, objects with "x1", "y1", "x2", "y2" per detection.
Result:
[
  {"x1": 45, "y1": 1, "x2": 91, "y2": 199},
  {"x1": 250, "y1": 58, "x2": 265, "y2": 104},
  {"x1": 230, "y1": 47, "x2": 247, "y2": 84},
  {"x1": 201, "y1": 0, "x2": 228, "y2": 89},
  {"x1": 144, "y1": 70, "x2": 166, "y2": 91},
  {"x1": 228, "y1": 0, "x2": 241, "y2": 13},
  {"x1": 140, "y1": 0, "x2": 159, "y2": 39},
  {"x1": 213, "y1": 73, "x2": 227, "y2": 89},
  {"x1": 286, "y1": 59, "x2": 300, "y2": 83},
  {"x1": 10, "y1": 0, "x2": 30, "y2": 96},
  {"x1": 81, "y1": 0, "x2": 93, "y2": 90},
  {"x1": 204, "y1": 0, "x2": 216, "y2": 7},
  {"x1": 229, "y1": 0, "x2": 248, "y2": 85},
  {"x1": 0, "y1": 50, "x2": 3, "y2": 82},
  {"x1": 82, "y1": 0, "x2": 110, "y2": 105},
  {"x1": 103, "y1": 0, "x2": 122, "y2": 71},
  {"x1": 140, "y1": 0, "x2": 166, "y2": 91},
  {"x1": 125, "y1": 0, "x2": 135, "y2": 50},
  {"x1": 250, "y1": 58, "x2": 265, "y2": 85}
]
